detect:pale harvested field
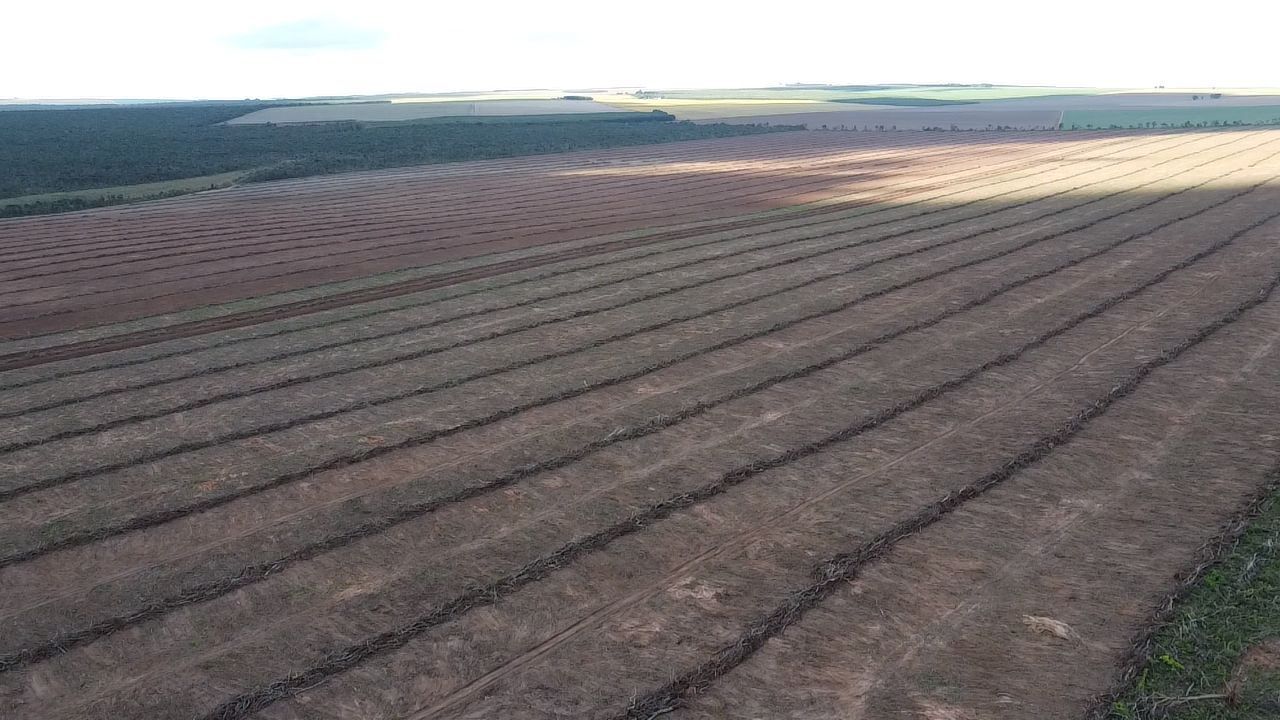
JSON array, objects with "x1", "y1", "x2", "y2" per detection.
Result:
[
  {"x1": 665, "y1": 92, "x2": 1280, "y2": 128},
  {"x1": 705, "y1": 109, "x2": 1065, "y2": 130},
  {"x1": 2, "y1": 129, "x2": 1280, "y2": 719},
  {"x1": 224, "y1": 100, "x2": 630, "y2": 125}
]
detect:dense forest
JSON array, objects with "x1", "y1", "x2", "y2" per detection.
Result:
[{"x1": 0, "y1": 103, "x2": 788, "y2": 216}]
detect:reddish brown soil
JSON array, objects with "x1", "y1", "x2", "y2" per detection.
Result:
[{"x1": 1, "y1": 129, "x2": 1279, "y2": 720}]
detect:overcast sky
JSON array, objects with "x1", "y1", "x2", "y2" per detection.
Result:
[{"x1": 5, "y1": 1, "x2": 1276, "y2": 99}]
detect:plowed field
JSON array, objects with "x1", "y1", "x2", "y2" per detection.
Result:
[{"x1": 3, "y1": 129, "x2": 1279, "y2": 719}]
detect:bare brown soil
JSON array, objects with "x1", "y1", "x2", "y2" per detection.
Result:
[{"x1": 2, "y1": 129, "x2": 1279, "y2": 720}]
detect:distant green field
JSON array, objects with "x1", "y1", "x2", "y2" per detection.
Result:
[
  {"x1": 1063, "y1": 105, "x2": 1280, "y2": 129},
  {"x1": 765, "y1": 84, "x2": 897, "y2": 92},
  {"x1": 830, "y1": 97, "x2": 977, "y2": 107},
  {"x1": 639, "y1": 85, "x2": 1107, "y2": 102},
  {"x1": 639, "y1": 88, "x2": 907, "y2": 101},
  {"x1": 370, "y1": 110, "x2": 671, "y2": 126},
  {"x1": 880, "y1": 86, "x2": 1104, "y2": 101}
]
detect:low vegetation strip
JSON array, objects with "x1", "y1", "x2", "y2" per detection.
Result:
[
  {"x1": 0, "y1": 173, "x2": 249, "y2": 219},
  {"x1": 1064, "y1": 105, "x2": 1280, "y2": 131},
  {"x1": 1095, "y1": 467, "x2": 1280, "y2": 720}
]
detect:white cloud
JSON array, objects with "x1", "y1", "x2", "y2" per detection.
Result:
[
  {"x1": 228, "y1": 18, "x2": 386, "y2": 51},
  {"x1": 1, "y1": 0, "x2": 1276, "y2": 100}
]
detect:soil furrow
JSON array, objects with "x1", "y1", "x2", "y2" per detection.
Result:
[
  {"x1": 0, "y1": 132, "x2": 1065, "y2": 263},
  {"x1": 0, "y1": 131, "x2": 879, "y2": 255},
  {"x1": 0, "y1": 136, "x2": 985, "y2": 281},
  {"x1": 193, "y1": 214, "x2": 1280, "y2": 720},
  {"x1": 0, "y1": 133, "x2": 1156, "y2": 351},
  {"x1": 1, "y1": 164, "x2": 1265, "y2": 564},
  {"x1": 4, "y1": 135, "x2": 1262, "y2": 501},
  {"x1": 0, "y1": 133, "x2": 1172, "y2": 386},
  {"x1": 6, "y1": 172, "x2": 1270, "y2": 672},
  {"x1": 1, "y1": 131, "x2": 1238, "y2": 448},
  {"x1": 616, "y1": 270, "x2": 1280, "y2": 719}
]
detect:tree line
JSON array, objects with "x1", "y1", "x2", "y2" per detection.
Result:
[{"x1": 0, "y1": 103, "x2": 787, "y2": 214}]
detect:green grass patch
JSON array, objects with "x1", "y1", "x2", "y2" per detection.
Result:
[
  {"x1": 1108, "y1": 476, "x2": 1280, "y2": 719},
  {"x1": 1063, "y1": 106, "x2": 1280, "y2": 130},
  {"x1": 0, "y1": 170, "x2": 250, "y2": 218}
]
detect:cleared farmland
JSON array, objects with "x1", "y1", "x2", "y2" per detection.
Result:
[{"x1": 2, "y1": 128, "x2": 1280, "y2": 719}]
